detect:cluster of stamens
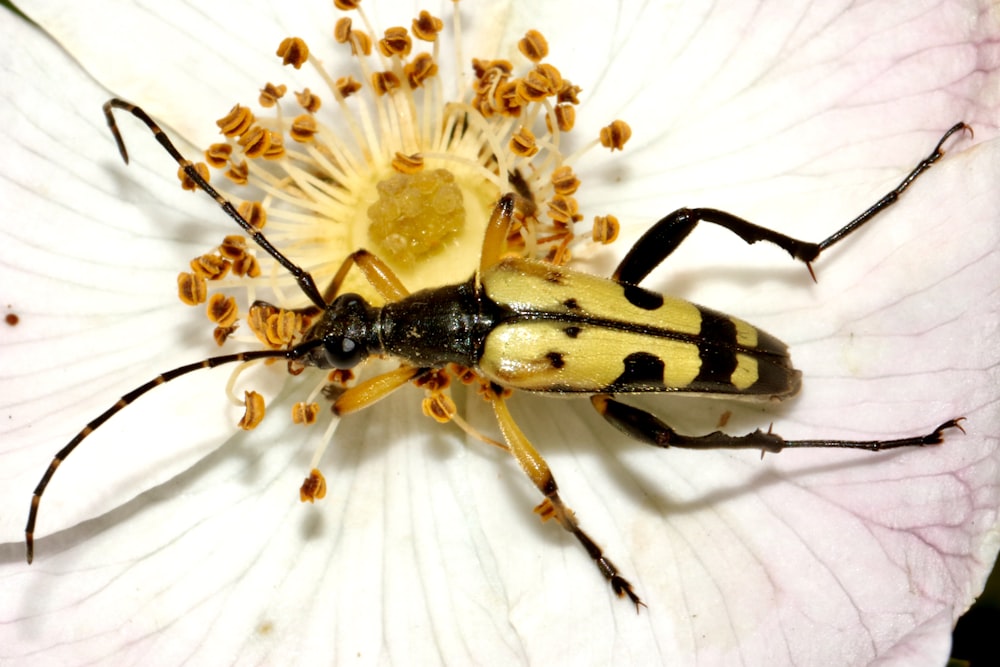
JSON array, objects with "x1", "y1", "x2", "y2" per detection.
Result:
[{"x1": 167, "y1": 0, "x2": 632, "y2": 449}]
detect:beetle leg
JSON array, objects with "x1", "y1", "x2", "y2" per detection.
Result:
[
  {"x1": 322, "y1": 249, "x2": 410, "y2": 304},
  {"x1": 298, "y1": 365, "x2": 431, "y2": 502},
  {"x1": 591, "y1": 394, "x2": 965, "y2": 452},
  {"x1": 612, "y1": 123, "x2": 970, "y2": 286},
  {"x1": 492, "y1": 396, "x2": 644, "y2": 610},
  {"x1": 478, "y1": 193, "x2": 518, "y2": 274},
  {"x1": 331, "y1": 365, "x2": 428, "y2": 416}
]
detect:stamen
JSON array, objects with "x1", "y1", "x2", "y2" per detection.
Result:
[
  {"x1": 176, "y1": 5, "x2": 636, "y2": 462},
  {"x1": 177, "y1": 272, "x2": 206, "y2": 306},
  {"x1": 238, "y1": 390, "x2": 266, "y2": 430},
  {"x1": 275, "y1": 37, "x2": 309, "y2": 69}
]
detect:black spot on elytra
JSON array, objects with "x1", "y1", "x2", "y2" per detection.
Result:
[
  {"x1": 623, "y1": 284, "x2": 664, "y2": 311},
  {"x1": 563, "y1": 326, "x2": 581, "y2": 338},
  {"x1": 546, "y1": 351, "x2": 566, "y2": 369},
  {"x1": 562, "y1": 297, "x2": 581, "y2": 311},
  {"x1": 613, "y1": 352, "x2": 665, "y2": 388},
  {"x1": 694, "y1": 310, "x2": 737, "y2": 385}
]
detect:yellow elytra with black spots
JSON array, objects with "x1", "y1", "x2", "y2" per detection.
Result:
[
  {"x1": 364, "y1": 256, "x2": 800, "y2": 400},
  {"x1": 477, "y1": 257, "x2": 799, "y2": 398}
]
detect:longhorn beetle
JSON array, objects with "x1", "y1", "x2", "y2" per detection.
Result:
[{"x1": 26, "y1": 99, "x2": 968, "y2": 609}]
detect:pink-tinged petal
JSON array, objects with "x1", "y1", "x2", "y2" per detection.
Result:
[{"x1": 1, "y1": 1, "x2": 997, "y2": 666}]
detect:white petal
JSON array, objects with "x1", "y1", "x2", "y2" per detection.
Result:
[{"x1": 2, "y1": 1, "x2": 998, "y2": 666}]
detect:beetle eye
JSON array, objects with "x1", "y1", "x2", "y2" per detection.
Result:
[{"x1": 323, "y1": 336, "x2": 362, "y2": 369}]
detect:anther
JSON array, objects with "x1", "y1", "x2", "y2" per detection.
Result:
[
  {"x1": 518, "y1": 30, "x2": 549, "y2": 63},
  {"x1": 510, "y1": 126, "x2": 539, "y2": 157},
  {"x1": 371, "y1": 71, "x2": 402, "y2": 96},
  {"x1": 295, "y1": 88, "x2": 322, "y2": 113},
  {"x1": 551, "y1": 103, "x2": 575, "y2": 132},
  {"x1": 334, "y1": 77, "x2": 362, "y2": 98},
  {"x1": 411, "y1": 11, "x2": 444, "y2": 41},
  {"x1": 207, "y1": 293, "x2": 239, "y2": 328},
  {"x1": 405, "y1": 53, "x2": 438, "y2": 88},
  {"x1": 592, "y1": 215, "x2": 620, "y2": 244},
  {"x1": 292, "y1": 402, "x2": 320, "y2": 425},
  {"x1": 550, "y1": 166, "x2": 580, "y2": 195},
  {"x1": 378, "y1": 26, "x2": 412, "y2": 58},
  {"x1": 216, "y1": 105, "x2": 255, "y2": 137},
  {"x1": 600, "y1": 120, "x2": 632, "y2": 151},
  {"x1": 177, "y1": 272, "x2": 207, "y2": 306},
  {"x1": 290, "y1": 114, "x2": 318, "y2": 143},
  {"x1": 238, "y1": 391, "x2": 266, "y2": 430},
  {"x1": 205, "y1": 143, "x2": 233, "y2": 168},
  {"x1": 258, "y1": 83, "x2": 287, "y2": 107},
  {"x1": 276, "y1": 37, "x2": 309, "y2": 69}
]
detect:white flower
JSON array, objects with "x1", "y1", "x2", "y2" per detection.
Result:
[{"x1": 1, "y1": 1, "x2": 998, "y2": 665}]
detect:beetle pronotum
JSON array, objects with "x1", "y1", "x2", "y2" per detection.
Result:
[{"x1": 25, "y1": 99, "x2": 967, "y2": 608}]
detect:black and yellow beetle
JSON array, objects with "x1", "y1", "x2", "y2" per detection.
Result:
[{"x1": 25, "y1": 100, "x2": 968, "y2": 608}]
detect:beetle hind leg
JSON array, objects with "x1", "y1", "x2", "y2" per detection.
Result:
[
  {"x1": 591, "y1": 394, "x2": 965, "y2": 452},
  {"x1": 612, "y1": 123, "x2": 970, "y2": 286}
]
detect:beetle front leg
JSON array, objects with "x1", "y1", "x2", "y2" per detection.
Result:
[
  {"x1": 322, "y1": 249, "x2": 411, "y2": 303},
  {"x1": 298, "y1": 365, "x2": 430, "y2": 502},
  {"x1": 590, "y1": 394, "x2": 965, "y2": 452},
  {"x1": 491, "y1": 396, "x2": 644, "y2": 610}
]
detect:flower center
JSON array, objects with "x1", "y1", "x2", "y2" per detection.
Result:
[
  {"x1": 170, "y1": 0, "x2": 633, "y2": 431},
  {"x1": 367, "y1": 169, "x2": 466, "y2": 266}
]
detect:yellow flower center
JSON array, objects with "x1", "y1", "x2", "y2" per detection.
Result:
[{"x1": 171, "y1": 0, "x2": 632, "y2": 430}]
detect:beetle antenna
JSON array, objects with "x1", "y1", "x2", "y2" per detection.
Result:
[
  {"x1": 103, "y1": 99, "x2": 328, "y2": 310},
  {"x1": 25, "y1": 339, "x2": 325, "y2": 563}
]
